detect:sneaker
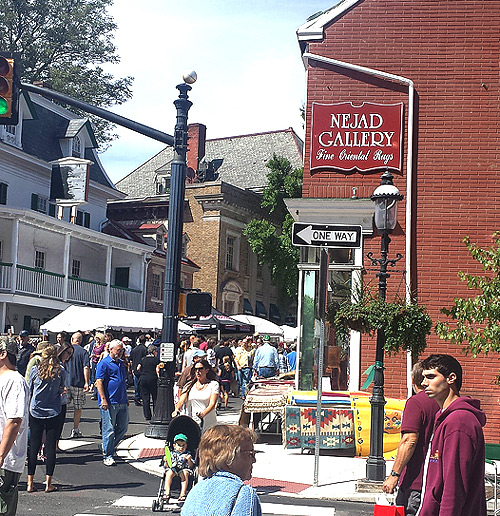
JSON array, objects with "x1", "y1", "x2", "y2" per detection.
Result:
[
  {"x1": 70, "y1": 429, "x2": 83, "y2": 438},
  {"x1": 103, "y1": 457, "x2": 116, "y2": 466}
]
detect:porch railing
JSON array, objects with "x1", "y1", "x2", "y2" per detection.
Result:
[
  {"x1": 16, "y1": 265, "x2": 65, "y2": 299},
  {"x1": 0, "y1": 264, "x2": 143, "y2": 310},
  {"x1": 67, "y1": 277, "x2": 107, "y2": 306},
  {"x1": 110, "y1": 285, "x2": 142, "y2": 311}
]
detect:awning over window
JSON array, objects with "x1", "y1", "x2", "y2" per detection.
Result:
[
  {"x1": 269, "y1": 303, "x2": 280, "y2": 323},
  {"x1": 243, "y1": 298, "x2": 253, "y2": 315},
  {"x1": 255, "y1": 300, "x2": 267, "y2": 318}
]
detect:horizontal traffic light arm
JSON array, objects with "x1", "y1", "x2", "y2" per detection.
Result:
[{"x1": 20, "y1": 82, "x2": 174, "y2": 146}]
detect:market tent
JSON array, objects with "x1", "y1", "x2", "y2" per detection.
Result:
[
  {"x1": 280, "y1": 324, "x2": 299, "y2": 342},
  {"x1": 232, "y1": 314, "x2": 283, "y2": 337},
  {"x1": 41, "y1": 305, "x2": 193, "y2": 334},
  {"x1": 183, "y1": 308, "x2": 254, "y2": 335}
]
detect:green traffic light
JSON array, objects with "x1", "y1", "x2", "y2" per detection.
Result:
[{"x1": 0, "y1": 98, "x2": 7, "y2": 115}]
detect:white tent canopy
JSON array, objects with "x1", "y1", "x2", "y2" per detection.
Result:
[
  {"x1": 40, "y1": 305, "x2": 193, "y2": 334},
  {"x1": 280, "y1": 324, "x2": 299, "y2": 342},
  {"x1": 231, "y1": 314, "x2": 284, "y2": 337}
]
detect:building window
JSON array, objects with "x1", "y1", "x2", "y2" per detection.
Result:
[
  {"x1": 156, "y1": 233, "x2": 164, "y2": 251},
  {"x1": 152, "y1": 273, "x2": 161, "y2": 299},
  {"x1": 75, "y1": 210, "x2": 91, "y2": 228},
  {"x1": 226, "y1": 236, "x2": 234, "y2": 270},
  {"x1": 114, "y1": 267, "x2": 130, "y2": 288},
  {"x1": 0, "y1": 183, "x2": 7, "y2": 205},
  {"x1": 31, "y1": 194, "x2": 48, "y2": 214},
  {"x1": 71, "y1": 259, "x2": 81, "y2": 278},
  {"x1": 34, "y1": 250, "x2": 46, "y2": 270},
  {"x1": 182, "y1": 234, "x2": 190, "y2": 259},
  {"x1": 72, "y1": 136, "x2": 82, "y2": 157}
]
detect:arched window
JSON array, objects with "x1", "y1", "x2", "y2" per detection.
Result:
[{"x1": 222, "y1": 280, "x2": 243, "y2": 315}]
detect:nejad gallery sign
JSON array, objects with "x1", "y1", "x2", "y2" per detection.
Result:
[{"x1": 310, "y1": 102, "x2": 403, "y2": 173}]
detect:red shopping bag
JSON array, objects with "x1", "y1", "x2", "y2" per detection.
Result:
[{"x1": 373, "y1": 504, "x2": 405, "y2": 516}]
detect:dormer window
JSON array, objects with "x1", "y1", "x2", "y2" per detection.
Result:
[
  {"x1": 72, "y1": 136, "x2": 82, "y2": 157},
  {"x1": 155, "y1": 175, "x2": 170, "y2": 194},
  {"x1": 156, "y1": 232, "x2": 164, "y2": 251}
]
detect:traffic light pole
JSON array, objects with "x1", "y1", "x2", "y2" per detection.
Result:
[
  {"x1": 146, "y1": 83, "x2": 192, "y2": 438},
  {"x1": 19, "y1": 80, "x2": 194, "y2": 439}
]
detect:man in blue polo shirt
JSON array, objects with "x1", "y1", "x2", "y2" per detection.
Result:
[{"x1": 95, "y1": 339, "x2": 129, "y2": 466}]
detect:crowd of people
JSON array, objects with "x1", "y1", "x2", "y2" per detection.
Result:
[
  {"x1": 0, "y1": 324, "x2": 487, "y2": 516},
  {"x1": 0, "y1": 327, "x2": 297, "y2": 514}
]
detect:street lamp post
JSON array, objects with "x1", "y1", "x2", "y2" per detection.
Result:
[
  {"x1": 145, "y1": 77, "x2": 195, "y2": 439},
  {"x1": 365, "y1": 170, "x2": 403, "y2": 481}
]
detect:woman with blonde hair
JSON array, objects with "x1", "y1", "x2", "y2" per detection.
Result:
[
  {"x1": 181, "y1": 424, "x2": 261, "y2": 515},
  {"x1": 26, "y1": 345, "x2": 65, "y2": 493}
]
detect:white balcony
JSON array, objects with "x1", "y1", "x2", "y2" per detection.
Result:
[{"x1": 0, "y1": 263, "x2": 143, "y2": 311}]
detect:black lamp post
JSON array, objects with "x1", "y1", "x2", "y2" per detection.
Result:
[
  {"x1": 145, "y1": 76, "x2": 195, "y2": 439},
  {"x1": 365, "y1": 170, "x2": 403, "y2": 481}
]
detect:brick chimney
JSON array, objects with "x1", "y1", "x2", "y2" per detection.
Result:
[{"x1": 186, "y1": 123, "x2": 206, "y2": 182}]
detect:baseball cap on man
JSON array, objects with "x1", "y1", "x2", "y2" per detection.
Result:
[
  {"x1": 174, "y1": 433, "x2": 188, "y2": 443},
  {"x1": 192, "y1": 349, "x2": 206, "y2": 358},
  {"x1": 263, "y1": 335, "x2": 270, "y2": 342},
  {"x1": 19, "y1": 330, "x2": 29, "y2": 338}
]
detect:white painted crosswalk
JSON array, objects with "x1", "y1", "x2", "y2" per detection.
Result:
[{"x1": 74, "y1": 494, "x2": 337, "y2": 515}]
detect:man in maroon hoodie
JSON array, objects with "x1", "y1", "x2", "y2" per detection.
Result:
[
  {"x1": 382, "y1": 362, "x2": 439, "y2": 516},
  {"x1": 418, "y1": 354, "x2": 486, "y2": 516}
]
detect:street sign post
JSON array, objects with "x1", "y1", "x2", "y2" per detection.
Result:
[{"x1": 292, "y1": 223, "x2": 362, "y2": 248}]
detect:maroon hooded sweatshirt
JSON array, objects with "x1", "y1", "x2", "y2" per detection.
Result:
[{"x1": 418, "y1": 397, "x2": 486, "y2": 516}]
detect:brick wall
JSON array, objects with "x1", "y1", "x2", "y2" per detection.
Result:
[{"x1": 303, "y1": 0, "x2": 500, "y2": 439}]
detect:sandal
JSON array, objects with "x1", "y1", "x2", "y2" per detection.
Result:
[
  {"x1": 27, "y1": 485, "x2": 37, "y2": 493},
  {"x1": 45, "y1": 485, "x2": 58, "y2": 493},
  {"x1": 178, "y1": 495, "x2": 187, "y2": 502}
]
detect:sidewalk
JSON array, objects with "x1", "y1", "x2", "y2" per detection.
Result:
[{"x1": 116, "y1": 397, "x2": 389, "y2": 503}]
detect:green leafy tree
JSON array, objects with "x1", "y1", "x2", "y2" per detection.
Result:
[
  {"x1": 436, "y1": 233, "x2": 500, "y2": 377},
  {"x1": 0, "y1": 0, "x2": 133, "y2": 147},
  {"x1": 244, "y1": 155, "x2": 302, "y2": 302}
]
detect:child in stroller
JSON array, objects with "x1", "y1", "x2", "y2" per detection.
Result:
[
  {"x1": 163, "y1": 433, "x2": 194, "y2": 502},
  {"x1": 152, "y1": 415, "x2": 201, "y2": 512}
]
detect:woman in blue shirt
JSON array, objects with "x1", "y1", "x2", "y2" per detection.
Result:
[
  {"x1": 26, "y1": 345, "x2": 64, "y2": 493},
  {"x1": 182, "y1": 424, "x2": 261, "y2": 516}
]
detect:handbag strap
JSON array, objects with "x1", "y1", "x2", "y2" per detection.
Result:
[{"x1": 229, "y1": 484, "x2": 244, "y2": 515}]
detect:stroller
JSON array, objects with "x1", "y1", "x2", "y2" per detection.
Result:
[{"x1": 152, "y1": 415, "x2": 201, "y2": 512}]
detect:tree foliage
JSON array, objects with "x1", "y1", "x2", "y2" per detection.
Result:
[
  {"x1": 244, "y1": 155, "x2": 302, "y2": 302},
  {"x1": 0, "y1": 0, "x2": 133, "y2": 147},
  {"x1": 435, "y1": 233, "x2": 500, "y2": 363}
]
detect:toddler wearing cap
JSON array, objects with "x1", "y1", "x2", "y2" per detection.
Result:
[{"x1": 163, "y1": 433, "x2": 194, "y2": 502}]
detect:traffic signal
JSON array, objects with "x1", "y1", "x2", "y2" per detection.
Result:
[
  {"x1": 0, "y1": 54, "x2": 19, "y2": 126},
  {"x1": 186, "y1": 292, "x2": 212, "y2": 317},
  {"x1": 179, "y1": 292, "x2": 212, "y2": 317}
]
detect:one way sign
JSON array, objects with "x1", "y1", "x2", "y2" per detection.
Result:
[{"x1": 292, "y1": 223, "x2": 362, "y2": 248}]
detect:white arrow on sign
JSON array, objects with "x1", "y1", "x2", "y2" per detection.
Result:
[{"x1": 296, "y1": 225, "x2": 358, "y2": 245}]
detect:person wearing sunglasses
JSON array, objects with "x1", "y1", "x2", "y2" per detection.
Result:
[
  {"x1": 172, "y1": 358, "x2": 219, "y2": 432},
  {"x1": 181, "y1": 424, "x2": 261, "y2": 516}
]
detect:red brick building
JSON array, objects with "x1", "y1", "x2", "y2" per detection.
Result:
[{"x1": 293, "y1": 0, "x2": 500, "y2": 440}]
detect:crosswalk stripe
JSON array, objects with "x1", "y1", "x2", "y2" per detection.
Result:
[
  {"x1": 108, "y1": 495, "x2": 336, "y2": 515},
  {"x1": 261, "y1": 502, "x2": 335, "y2": 516}
]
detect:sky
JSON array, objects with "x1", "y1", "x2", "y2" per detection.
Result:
[{"x1": 99, "y1": 0, "x2": 334, "y2": 183}]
